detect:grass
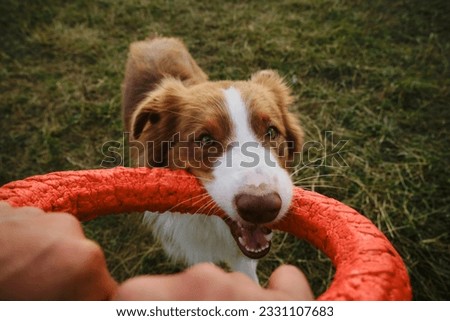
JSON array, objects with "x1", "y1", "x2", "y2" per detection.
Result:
[{"x1": 1, "y1": 0, "x2": 448, "y2": 300}]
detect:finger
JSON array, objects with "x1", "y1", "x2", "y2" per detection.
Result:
[
  {"x1": 0, "y1": 201, "x2": 12, "y2": 211},
  {"x1": 78, "y1": 240, "x2": 118, "y2": 300},
  {"x1": 267, "y1": 265, "x2": 314, "y2": 300},
  {"x1": 114, "y1": 264, "x2": 229, "y2": 301},
  {"x1": 58, "y1": 239, "x2": 118, "y2": 300},
  {"x1": 113, "y1": 274, "x2": 181, "y2": 300},
  {"x1": 0, "y1": 204, "x2": 45, "y2": 220},
  {"x1": 43, "y1": 212, "x2": 86, "y2": 238}
]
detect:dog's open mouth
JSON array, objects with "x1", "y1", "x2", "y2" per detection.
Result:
[{"x1": 224, "y1": 218, "x2": 273, "y2": 259}]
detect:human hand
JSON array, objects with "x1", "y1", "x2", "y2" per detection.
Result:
[
  {"x1": 0, "y1": 202, "x2": 117, "y2": 300},
  {"x1": 0, "y1": 202, "x2": 313, "y2": 301},
  {"x1": 114, "y1": 263, "x2": 314, "y2": 300}
]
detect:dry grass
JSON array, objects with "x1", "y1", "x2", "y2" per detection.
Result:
[{"x1": 1, "y1": 0, "x2": 448, "y2": 300}]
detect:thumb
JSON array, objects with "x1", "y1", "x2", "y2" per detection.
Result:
[{"x1": 267, "y1": 265, "x2": 314, "y2": 300}]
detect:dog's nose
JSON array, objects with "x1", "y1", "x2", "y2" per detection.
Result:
[{"x1": 234, "y1": 192, "x2": 282, "y2": 224}]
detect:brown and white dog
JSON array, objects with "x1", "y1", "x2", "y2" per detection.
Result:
[{"x1": 122, "y1": 37, "x2": 303, "y2": 281}]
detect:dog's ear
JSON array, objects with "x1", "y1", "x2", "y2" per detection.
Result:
[
  {"x1": 251, "y1": 70, "x2": 304, "y2": 167},
  {"x1": 129, "y1": 78, "x2": 187, "y2": 167},
  {"x1": 251, "y1": 70, "x2": 294, "y2": 110},
  {"x1": 132, "y1": 107, "x2": 159, "y2": 140},
  {"x1": 130, "y1": 78, "x2": 186, "y2": 140}
]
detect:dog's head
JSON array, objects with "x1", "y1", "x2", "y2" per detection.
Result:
[{"x1": 130, "y1": 70, "x2": 303, "y2": 259}]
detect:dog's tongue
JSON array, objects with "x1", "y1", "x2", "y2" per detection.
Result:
[
  {"x1": 226, "y1": 219, "x2": 273, "y2": 259},
  {"x1": 239, "y1": 225, "x2": 271, "y2": 251}
]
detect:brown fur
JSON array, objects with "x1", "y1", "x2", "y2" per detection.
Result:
[
  {"x1": 122, "y1": 37, "x2": 303, "y2": 177},
  {"x1": 122, "y1": 37, "x2": 208, "y2": 131}
]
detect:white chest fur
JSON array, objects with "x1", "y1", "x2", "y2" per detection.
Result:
[{"x1": 144, "y1": 211, "x2": 258, "y2": 281}]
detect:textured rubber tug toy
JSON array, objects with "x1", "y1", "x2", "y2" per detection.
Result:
[{"x1": 0, "y1": 166, "x2": 411, "y2": 300}]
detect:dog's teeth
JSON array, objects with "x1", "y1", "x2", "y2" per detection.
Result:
[
  {"x1": 252, "y1": 245, "x2": 268, "y2": 253},
  {"x1": 264, "y1": 232, "x2": 273, "y2": 242},
  {"x1": 238, "y1": 237, "x2": 245, "y2": 246}
]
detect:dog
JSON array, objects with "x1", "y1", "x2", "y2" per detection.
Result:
[{"x1": 122, "y1": 37, "x2": 303, "y2": 281}]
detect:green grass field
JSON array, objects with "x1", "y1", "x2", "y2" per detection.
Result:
[{"x1": 1, "y1": 0, "x2": 448, "y2": 300}]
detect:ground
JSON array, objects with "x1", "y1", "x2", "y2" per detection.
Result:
[{"x1": 0, "y1": 0, "x2": 448, "y2": 300}]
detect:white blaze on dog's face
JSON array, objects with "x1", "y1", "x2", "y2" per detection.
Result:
[
  {"x1": 203, "y1": 86, "x2": 296, "y2": 259},
  {"x1": 130, "y1": 70, "x2": 303, "y2": 259}
]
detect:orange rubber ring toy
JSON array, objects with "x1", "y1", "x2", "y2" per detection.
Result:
[{"x1": 0, "y1": 166, "x2": 412, "y2": 300}]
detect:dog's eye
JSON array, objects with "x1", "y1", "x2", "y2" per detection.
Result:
[
  {"x1": 199, "y1": 134, "x2": 214, "y2": 146},
  {"x1": 266, "y1": 126, "x2": 279, "y2": 139}
]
